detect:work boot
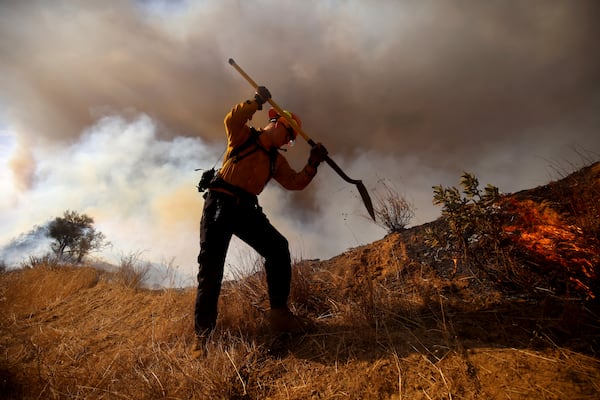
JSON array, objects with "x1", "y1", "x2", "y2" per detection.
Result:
[
  {"x1": 192, "y1": 333, "x2": 210, "y2": 359},
  {"x1": 269, "y1": 307, "x2": 310, "y2": 334}
]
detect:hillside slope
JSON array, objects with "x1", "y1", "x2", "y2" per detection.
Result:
[{"x1": 1, "y1": 162, "x2": 599, "y2": 399}]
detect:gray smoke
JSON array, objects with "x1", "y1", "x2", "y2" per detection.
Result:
[
  {"x1": 1, "y1": 0, "x2": 599, "y2": 283},
  {"x1": 0, "y1": 224, "x2": 51, "y2": 266}
]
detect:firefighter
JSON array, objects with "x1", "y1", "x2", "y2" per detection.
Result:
[{"x1": 194, "y1": 85, "x2": 328, "y2": 349}]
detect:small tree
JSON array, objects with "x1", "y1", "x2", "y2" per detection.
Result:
[
  {"x1": 47, "y1": 210, "x2": 109, "y2": 263},
  {"x1": 374, "y1": 180, "x2": 415, "y2": 233},
  {"x1": 426, "y1": 173, "x2": 502, "y2": 268}
]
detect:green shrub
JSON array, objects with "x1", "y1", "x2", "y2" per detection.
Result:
[{"x1": 426, "y1": 172, "x2": 502, "y2": 269}]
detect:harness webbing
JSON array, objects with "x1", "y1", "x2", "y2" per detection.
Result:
[{"x1": 227, "y1": 127, "x2": 278, "y2": 178}]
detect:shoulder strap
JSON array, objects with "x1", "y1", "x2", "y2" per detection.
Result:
[
  {"x1": 229, "y1": 127, "x2": 261, "y2": 163},
  {"x1": 268, "y1": 148, "x2": 278, "y2": 178},
  {"x1": 224, "y1": 127, "x2": 279, "y2": 182}
]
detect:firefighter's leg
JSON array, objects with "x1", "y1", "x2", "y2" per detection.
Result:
[
  {"x1": 235, "y1": 208, "x2": 291, "y2": 309},
  {"x1": 236, "y1": 207, "x2": 310, "y2": 333},
  {"x1": 195, "y1": 192, "x2": 234, "y2": 335}
]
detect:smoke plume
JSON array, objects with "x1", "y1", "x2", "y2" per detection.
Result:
[{"x1": 1, "y1": 1, "x2": 599, "y2": 283}]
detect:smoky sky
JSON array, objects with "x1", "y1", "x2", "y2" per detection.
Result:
[
  {"x1": 1, "y1": 0, "x2": 599, "y2": 281},
  {"x1": 3, "y1": 0, "x2": 599, "y2": 174}
]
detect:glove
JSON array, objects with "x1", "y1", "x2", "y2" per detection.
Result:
[
  {"x1": 308, "y1": 143, "x2": 328, "y2": 168},
  {"x1": 254, "y1": 86, "x2": 271, "y2": 110}
]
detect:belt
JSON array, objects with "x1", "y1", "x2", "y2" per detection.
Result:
[{"x1": 208, "y1": 178, "x2": 258, "y2": 207}]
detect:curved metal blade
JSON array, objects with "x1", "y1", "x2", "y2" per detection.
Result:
[{"x1": 324, "y1": 157, "x2": 376, "y2": 221}]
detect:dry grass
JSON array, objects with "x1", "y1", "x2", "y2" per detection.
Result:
[
  {"x1": 115, "y1": 252, "x2": 152, "y2": 289},
  {"x1": 2, "y1": 254, "x2": 598, "y2": 399},
  {"x1": 1, "y1": 162, "x2": 599, "y2": 399}
]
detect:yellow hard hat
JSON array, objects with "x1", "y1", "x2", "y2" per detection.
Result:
[{"x1": 268, "y1": 108, "x2": 302, "y2": 135}]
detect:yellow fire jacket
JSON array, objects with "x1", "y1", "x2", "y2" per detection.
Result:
[{"x1": 215, "y1": 100, "x2": 317, "y2": 196}]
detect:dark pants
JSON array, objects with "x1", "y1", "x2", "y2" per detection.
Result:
[{"x1": 194, "y1": 190, "x2": 291, "y2": 335}]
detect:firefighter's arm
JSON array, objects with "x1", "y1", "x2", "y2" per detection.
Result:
[
  {"x1": 272, "y1": 155, "x2": 318, "y2": 191},
  {"x1": 224, "y1": 86, "x2": 270, "y2": 139}
]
